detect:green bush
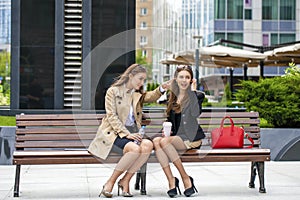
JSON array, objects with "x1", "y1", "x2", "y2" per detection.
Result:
[
  {"x1": 0, "y1": 116, "x2": 16, "y2": 126},
  {"x1": 235, "y1": 65, "x2": 300, "y2": 128}
]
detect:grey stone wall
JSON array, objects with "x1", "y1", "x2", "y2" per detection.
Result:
[
  {"x1": 0, "y1": 127, "x2": 16, "y2": 165},
  {"x1": 261, "y1": 128, "x2": 300, "y2": 161}
]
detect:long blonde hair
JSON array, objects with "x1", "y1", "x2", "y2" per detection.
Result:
[
  {"x1": 166, "y1": 65, "x2": 193, "y2": 114},
  {"x1": 111, "y1": 63, "x2": 147, "y2": 92}
]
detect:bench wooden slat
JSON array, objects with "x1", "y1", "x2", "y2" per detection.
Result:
[
  {"x1": 13, "y1": 148, "x2": 270, "y2": 165},
  {"x1": 13, "y1": 149, "x2": 270, "y2": 157},
  {"x1": 16, "y1": 134, "x2": 96, "y2": 141},
  {"x1": 142, "y1": 112, "x2": 259, "y2": 118},
  {"x1": 16, "y1": 114, "x2": 106, "y2": 120},
  {"x1": 15, "y1": 141, "x2": 90, "y2": 148},
  {"x1": 16, "y1": 127, "x2": 98, "y2": 134},
  {"x1": 17, "y1": 120, "x2": 101, "y2": 126}
]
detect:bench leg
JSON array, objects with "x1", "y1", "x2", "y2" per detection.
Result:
[
  {"x1": 249, "y1": 161, "x2": 266, "y2": 193},
  {"x1": 134, "y1": 170, "x2": 141, "y2": 190},
  {"x1": 14, "y1": 165, "x2": 21, "y2": 197},
  {"x1": 139, "y1": 163, "x2": 147, "y2": 195},
  {"x1": 256, "y1": 162, "x2": 266, "y2": 193},
  {"x1": 134, "y1": 163, "x2": 147, "y2": 195},
  {"x1": 249, "y1": 161, "x2": 256, "y2": 189}
]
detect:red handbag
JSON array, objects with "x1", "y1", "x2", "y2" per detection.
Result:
[{"x1": 211, "y1": 116, "x2": 254, "y2": 149}]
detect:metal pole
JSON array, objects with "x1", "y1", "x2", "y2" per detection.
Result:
[
  {"x1": 229, "y1": 67, "x2": 234, "y2": 95},
  {"x1": 195, "y1": 49, "x2": 200, "y2": 90},
  {"x1": 243, "y1": 64, "x2": 248, "y2": 81}
]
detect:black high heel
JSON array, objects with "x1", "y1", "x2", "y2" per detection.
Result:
[
  {"x1": 167, "y1": 177, "x2": 181, "y2": 198},
  {"x1": 183, "y1": 176, "x2": 198, "y2": 197}
]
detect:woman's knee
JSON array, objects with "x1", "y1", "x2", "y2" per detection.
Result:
[
  {"x1": 140, "y1": 139, "x2": 153, "y2": 152},
  {"x1": 160, "y1": 137, "x2": 172, "y2": 147},
  {"x1": 124, "y1": 142, "x2": 141, "y2": 154},
  {"x1": 152, "y1": 137, "x2": 162, "y2": 149}
]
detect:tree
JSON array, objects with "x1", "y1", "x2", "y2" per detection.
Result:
[
  {"x1": 136, "y1": 50, "x2": 152, "y2": 82},
  {"x1": 235, "y1": 63, "x2": 300, "y2": 128},
  {"x1": 0, "y1": 50, "x2": 10, "y2": 105}
]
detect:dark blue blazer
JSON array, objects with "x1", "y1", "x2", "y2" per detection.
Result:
[{"x1": 167, "y1": 90, "x2": 205, "y2": 142}]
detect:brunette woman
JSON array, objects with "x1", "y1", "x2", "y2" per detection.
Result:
[{"x1": 153, "y1": 65, "x2": 205, "y2": 197}]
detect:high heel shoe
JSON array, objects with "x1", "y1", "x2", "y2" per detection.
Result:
[
  {"x1": 117, "y1": 180, "x2": 133, "y2": 197},
  {"x1": 183, "y1": 176, "x2": 198, "y2": 197},
  {"x1": 167, "y1": 177, "x2": 181, "y2": 198},
  {"x1": 99, "y1": 185, "x2": 113, "y2": 198}
]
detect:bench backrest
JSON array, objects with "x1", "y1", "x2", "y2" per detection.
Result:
[{"x1": 15, "y1": 111, "x2": 260, "y2": 152}]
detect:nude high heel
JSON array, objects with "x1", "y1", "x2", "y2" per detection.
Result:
[
  {"x1": 117, "y1": 180, "x2": 133, "y2": 197},
  {"x1": 99, "y1": 185, "x2": 113, "y2": 198}
]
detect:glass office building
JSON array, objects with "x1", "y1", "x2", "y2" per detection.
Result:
[
  {"x1": 11, "y1": 0, "x2": 135, "y2": 110},
  {"x1": 0, "y1": 0, "x2": 10, "y2": 44}
]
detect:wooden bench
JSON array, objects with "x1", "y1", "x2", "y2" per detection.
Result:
[{"x1": 13, "y1": 111, "x2": 270, "y2": 197}]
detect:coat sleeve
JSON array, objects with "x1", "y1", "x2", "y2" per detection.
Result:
[
  {"x1": 190, "y1": 90, "x2": 205, "y2": 117},
  {"x1": 142, "y1": 87, "x2": 163, "y2": 103},
  {"x1": 105, "y1": 87, "x2": 131, "y2": 137}
]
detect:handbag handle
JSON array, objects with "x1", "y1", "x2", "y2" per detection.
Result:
[
  {"x1": 220, "y1": 116, "x2": 234, "y2": 135},
  {"x1": 241, "y1": 126, "x2": 255, "y2": 148}
]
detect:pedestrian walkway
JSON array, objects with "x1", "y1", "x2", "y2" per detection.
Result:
[{"x1": 1, "y1": 161, "x2": 300, "y2": 200}]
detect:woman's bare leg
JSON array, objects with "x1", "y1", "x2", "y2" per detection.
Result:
[
  {"x1": 119, "y1": 139, "x2": 153, "y2": 193},
  {"x1": 103, "y1": 142, "x2": 140, "y2": 192},
  {"x1": 153, "y1": 137, "x2": 177, "y2": 189},
  {"x1": 160, "y1": 136, "x2": 192, "y2": 189}
]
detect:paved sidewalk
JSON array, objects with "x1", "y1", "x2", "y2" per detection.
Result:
[{"x1": 1, "y1": 162, "x2": 300, "y2": 200}]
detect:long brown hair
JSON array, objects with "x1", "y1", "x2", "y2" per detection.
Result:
[
  {"x1": 111, "y1": 63, "x2": 147, "y2": 92},
  {"x1": 166, "y1": 65, "x2": 193, "y2": 115}
]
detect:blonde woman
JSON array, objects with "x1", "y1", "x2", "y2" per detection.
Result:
[{"x1": 88, "y1": 64, "x2": 170, "y2": 198}]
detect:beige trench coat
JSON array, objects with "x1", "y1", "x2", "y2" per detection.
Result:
[{"x1": 88, "y1": 86, "x2": 163, "y2": 159}]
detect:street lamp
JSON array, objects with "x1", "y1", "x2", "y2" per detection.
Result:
[{"x1": 193, "y1": 36, "x2": 203, "y2": 90}]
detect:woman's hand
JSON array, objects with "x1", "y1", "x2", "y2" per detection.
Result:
[
  {"x1": 126, "y1": 133, "x2": 142, "y2": 142},
  {"x1": 161, "y1": 79, "x2": 173, "y2": 90},
  {"x1": 191, "y1": 78, "x2": 197, "y2": 91}
]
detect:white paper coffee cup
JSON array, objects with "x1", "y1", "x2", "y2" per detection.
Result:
[{"x1": 163, "y1": 122, "x2": 172, "y2": 137}]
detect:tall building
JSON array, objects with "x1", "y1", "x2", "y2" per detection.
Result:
[
  {"x1": 11, "y1": 0, "x2": 136, "y2": 110},
  {"x1": 0, "y1": 0, "x2": 11, "y2": 47},
  {"x1": 136, "y1": 0, "x2": 153, "y2": 64},
  {"x1": 152, "y1": 0, "x2": 299, "y2": 98}
]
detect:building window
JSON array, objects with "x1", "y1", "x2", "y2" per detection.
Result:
[
  {"x1": 270, "y1": 33, "x2": 295, "y2": 45},
  {"x1": 140, "y1": 8, "x2": 147, "y2": 15},
  {"x1": 244, "y1": 9, "x2": 252, "y2": 19},
  {"x1": 280, "y1": 0, "x2": 295, "y2": 20},
  {"x1": 227, "y1": 0, "x2": 243, "y2": 19},
  {"x1": 140, "y1": 36, "x2": 147, "y2": 45},
  {"x1": 227, "y1": 33, "x2": 243, "y2": 48},
  {"x1": 214, "y1": 0, "x2": 226, "y2": 19},
  {"x1": 279, "y1": 33, "x2": 295, "y2": 43},
  {"x1": 271, "y1": 33, "x2": 278, "y2": 45},
  {"x1": 244, "y1": 0, "x2": 251, "y2": 8},
  {"x1": 140, "y1": 22, "x2": 147, "y2": 29},
  {"x1": 214, "y1": 32, "x2": 225, "y2": 41},
  {"x1": 262, "y1": 34, "x2": 269, "y2": 46},
  {"x1": 142, "y1": 50, "x2": 147, "y2": 57},
  {"x1": 262, "y1": 0, "x2": 278, "y2": 20}
]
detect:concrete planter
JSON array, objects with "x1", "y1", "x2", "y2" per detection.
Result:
[
  {"x1": 0, "y1": 126, "x2": 16, "y2": 165},
  {"x1": 261, "y1": 128, "x2": 300, "y2": 161}
]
